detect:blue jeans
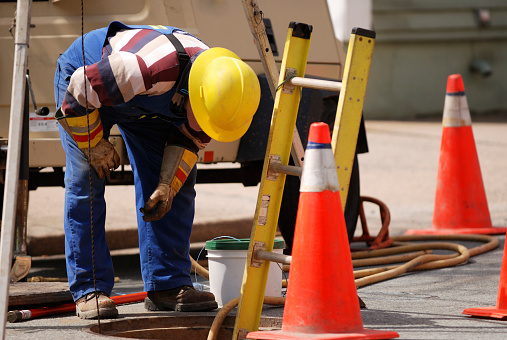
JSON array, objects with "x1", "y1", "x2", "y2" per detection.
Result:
[{"x1": 55, "y1": 29, "x2": 195, "y2": 302}]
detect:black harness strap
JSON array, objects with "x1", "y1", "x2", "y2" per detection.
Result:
[{"x1": 165, "y1": 33, "x2": 190, "y2": 86}]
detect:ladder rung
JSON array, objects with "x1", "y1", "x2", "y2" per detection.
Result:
[
  {"x1": 269, "y1": 162, "x2": 303, "y2": 177},
  {"x1": 254, "y1": 249, "x2": 292, "y2": 265},
  {"x1": 289, "y1": 76, "x2": 342, "y2": 92}
]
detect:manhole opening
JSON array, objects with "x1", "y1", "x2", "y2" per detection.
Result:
[{"x1": 86, "y1": 314, "x2": 282, "y2": 339}]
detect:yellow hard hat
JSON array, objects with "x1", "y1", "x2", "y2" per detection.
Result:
[{"x1": 188, "y1": 47, "x2": 261, "y2": 142}]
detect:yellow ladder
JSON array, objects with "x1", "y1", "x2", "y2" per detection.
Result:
[
  {"x1": 232, "y1": 22, "x2": 376, "y2": 340},
  {"x1": 232, "y1": 22, "x2": 311, "y2": 340}
]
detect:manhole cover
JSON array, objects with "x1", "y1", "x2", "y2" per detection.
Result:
[{"x1": 85, "y1": 314, "x2": 282, "y2": 339}]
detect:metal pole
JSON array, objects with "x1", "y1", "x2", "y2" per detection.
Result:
[
  {"x1": 9, "y1": 76, "x2": 32, "y2": 284},
  {"x1": 241, "y1": 0, "x2": 305, "y2": 169},
  {"x1": 0, "y1": 1, "x2": 32, "y2": 338}
]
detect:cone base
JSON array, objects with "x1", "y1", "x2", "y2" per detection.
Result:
[
  {"x1": 247, "y1": 328, "x2": 399, "y2": 340},
  {"x1": 405, "y1": 226, "x2": 507, "y2": 236},
  {"x1": 463, "y1": 306, "x2": 507, "y2": 320}
]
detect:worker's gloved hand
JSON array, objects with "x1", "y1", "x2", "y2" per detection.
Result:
[
  {"x1": 141, "y1": 145, "x2": 197, "y2": 222},
  {"x1": 141, "y1": 183, "x2": 178, "y2": 222},
  {"x1": 55, "y1": 108, "x2": 120, "y2": 179},
  {"x1": 87, "y1": 138, "x2": 121, "y2": 179}
]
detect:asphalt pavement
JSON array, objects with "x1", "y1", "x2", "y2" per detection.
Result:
[{"x1": 4, "y1": 119, "x2": 507, "y2": 339}]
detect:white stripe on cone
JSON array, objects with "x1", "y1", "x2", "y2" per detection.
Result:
[
  {"x1": 443, "y1": 93, "x2": 472, "y2": 127},
  {"x1": 300, "y1": 143, "x2": 340, "y2": 193}
]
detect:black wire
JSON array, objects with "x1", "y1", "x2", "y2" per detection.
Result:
[
  {"x1": 80, "y1": 0, "x2": 101, "y2": 331},
  {"x1": 254, "y1": 9, "x2": 263, "y2": 26}
]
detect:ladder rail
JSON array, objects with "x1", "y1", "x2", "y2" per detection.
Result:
[{"x1": 331, "y1": 28, "x2": 376, "y2": 209}]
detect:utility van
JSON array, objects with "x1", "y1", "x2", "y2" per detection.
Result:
[
  {"x1": 0, "y1": 0, "x2": 346, "y2": 190},
  {"x1": 1, "y1": 0, "x2": 369, "y2": 254}
]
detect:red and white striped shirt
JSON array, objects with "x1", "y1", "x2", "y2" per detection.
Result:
[{"x1": 61, "y1": 26, "x2": 210, "y2": 149}]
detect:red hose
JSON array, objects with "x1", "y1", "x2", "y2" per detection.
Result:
[
  {"x1": 8, "y1": 291, "x2": 147, "y2": 322},
  {"x1": 111, "y1": 291, "x2": 147, "y2": 304}
]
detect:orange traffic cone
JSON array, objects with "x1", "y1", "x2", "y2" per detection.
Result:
[
  {"x1": 247, "y1": 123, "x2": 398, "y2": 340},
  {"x1": 407, "y1": 74, "x2": 507, "y2": 235},
  {"x1": 463, "y1": 234, "x2": 507, "y2": 319}
]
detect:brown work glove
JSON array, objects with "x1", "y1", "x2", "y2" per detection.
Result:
[
  {"x1": 86, "y1": 138, "x2": 121, "y2": 179},
  {"x1": 56, "y1": 108, "x2": 120, "y2": 179},
  {"x1": 141, "y1": 183, "x2": 178, "y2": 222},
  {"x1": 141, "y1": 145, "x2": 197, "y2": 222}
]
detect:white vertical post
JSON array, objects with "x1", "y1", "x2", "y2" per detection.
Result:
[
  {"x1": 327, "y1": 0, "x2": 372, "y2": 42},
  {"x1": 0, "y1": 1, "x2": 32, "y2": 338}
]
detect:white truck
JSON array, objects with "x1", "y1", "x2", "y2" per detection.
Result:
[
  {"x1": 0, "y1": 0, "x2": 346, "y2": 185},
  {"x1": 1, "y1": 0, "x2": 366, "y2": 254}
]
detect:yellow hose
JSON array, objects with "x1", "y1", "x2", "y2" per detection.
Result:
[{"x1": 352, "y1": 250, "x2": 432, "y2": 267}]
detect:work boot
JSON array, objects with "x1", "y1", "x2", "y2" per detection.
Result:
[
  {"x1": 145, "y1": 285, "x2": 218, "y2": 312},
  {"x1": 75, "y1": 291, "x2": 118, "y2": 319}
]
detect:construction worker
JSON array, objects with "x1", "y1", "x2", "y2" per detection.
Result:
[{"x1": 53, "y1": 21, "x2": 260, "y2": 319}]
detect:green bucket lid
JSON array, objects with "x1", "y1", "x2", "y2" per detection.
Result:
[{"x1": 205, "y1": 238, "x2": 285, "y2": 251}]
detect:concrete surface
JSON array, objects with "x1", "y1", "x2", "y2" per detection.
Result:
[{"x1": 4, "y1": 119, "x2": 507, "y2": 339}]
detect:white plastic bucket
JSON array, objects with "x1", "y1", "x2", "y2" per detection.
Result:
[{"x1": 205, "y1": 239, "x2": 284, "y2": 308}]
